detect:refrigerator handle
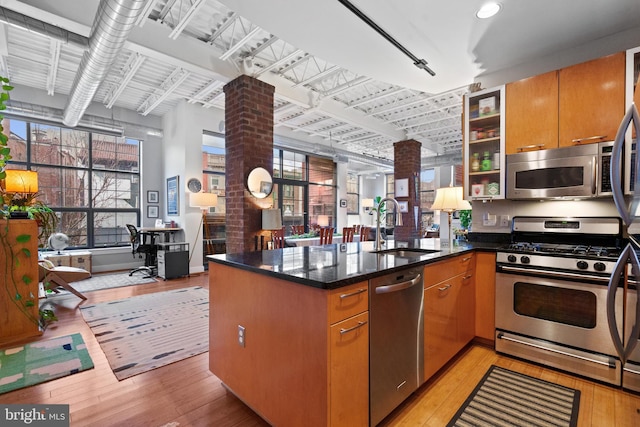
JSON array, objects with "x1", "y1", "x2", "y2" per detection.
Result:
[
  {"x1": 607, "y1": 244, "x2": 630, "y2": 363},
  {"x1": 623, "y1": 247, "x2": 640, "y2": 361}
]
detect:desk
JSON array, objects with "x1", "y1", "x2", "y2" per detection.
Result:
[{"x1": 140, "y1": 227, "x2": 182, "y2": 243}]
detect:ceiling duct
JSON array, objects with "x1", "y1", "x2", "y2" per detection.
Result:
[
  {"x1": 62, "y1": 0, "x2": 146, "y2": 127},
  {"x1": 6, "y1": 100, "x2": 124, "y2": 136}
]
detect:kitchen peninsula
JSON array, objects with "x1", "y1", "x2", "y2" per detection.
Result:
[{"x1": 208, "y1": 239, "x2": 496, "y2": 427}]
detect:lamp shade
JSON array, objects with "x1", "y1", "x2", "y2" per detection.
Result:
[
  {"x1": 5, "y1": 170, "x2": 38, "y2": 193},
  {"x1": 262, "y1": 208, "x2": 283, "y2": 230},
  {"x1": 190, "y1": 192, "x2": 218, "y2": 208},
  {"x1": 431, "y1": 186, "x2": 471, "y2": 212},
  {"x1": 317, "y1": 215, "x2": 330, "y2": 227},
  {"x1": 362, "y1": 198, "x2": 374, "y2": 208}
]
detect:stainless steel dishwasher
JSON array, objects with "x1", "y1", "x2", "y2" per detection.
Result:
[{"x1": 369, "y1": 266, "x2": 424, "y2": 426}]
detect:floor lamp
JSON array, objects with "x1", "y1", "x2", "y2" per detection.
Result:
[
  {"x1": 189, "y1": 192, "x2": 218, "y2": 262},
  {"x1": 431, "y1": 186, "x2": 471, "y2": 248}
]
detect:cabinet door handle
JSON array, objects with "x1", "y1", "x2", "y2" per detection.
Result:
[
  {"x1": 461, "y1": 257, "x2": 472, "y2": 262},
  {"x1": 516, "y1": 144, "x2": 545, "y2": 152},
  {"x1": 438, "y1": 284, "x2": 452, "y2": 291},
  {"x1": 463, "y1": 275, "x2": 473, "y2": 280},
  {"x1": 339, "y1": 288, "x2": 367, "y2": 299},
  {"x1": 572, "y1": 135, "x2": 606, "y2": 144},
  {"x1": 340, "y1": 320, "x2": 367, "y2": 335}
]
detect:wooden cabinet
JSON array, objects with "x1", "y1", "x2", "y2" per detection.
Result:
[
  {"x1": 474, "y1": 251, "x2": 496, "y2": 342},
  {"x1": 423, "y1": 253, "x2": 475, "y2": 381},
  {"x1": 0, "y1": 219, "x2": 41, "y2": 345},
  {"x1": 506, "y1": 71, "x2": 559, "y2": 154},
  {"x1": 505, "y1": 52, "x2": 625, "y2": 153},
  {"x1": 209, "y1": 264, "x2": 369, "y2": 427},
  {"x1": 463, "y1": 86, "x2": 506, "y2": 200},
  {"x1": 559, "y1": 52, "x2": 625, "y2": 146}
]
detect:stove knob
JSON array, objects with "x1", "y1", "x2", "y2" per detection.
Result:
[
  {"x1": 507, "y1": 255, "x2": 517, "y2": 263},
  {"x1": 520, "y1": 256, "x2": 530, "y2": 264},
  {"x1": 577, "y1": 260, "x2": 589, "y2": 270},
  {"x1": 594, "y1": 262, "x2": 606, "y2": 272}
]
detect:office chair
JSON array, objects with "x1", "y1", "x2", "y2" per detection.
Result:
[{"x1": 126, "y1": 224, "x2": 157, "y2": 277}]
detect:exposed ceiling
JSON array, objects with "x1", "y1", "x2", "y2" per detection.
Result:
[{"x1": 1, "y1": 0, "x2": 640, "y2": 173}]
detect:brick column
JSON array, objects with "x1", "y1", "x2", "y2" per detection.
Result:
[
  {"x1": 224, "y1": 75, "x2": 275, "y2": 254},
  {"x1": 393, "y1": 139, "x2": 421, "y2": 241}
]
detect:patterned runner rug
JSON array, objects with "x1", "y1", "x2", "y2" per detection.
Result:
[
  {"x1": 51, "y1": 271, "x2": 157, "y2": 295},
  {"x1": 447, "y1": 365, "x2": 580, "y2": 427},
  {"x1": 0, "y1": 333, "x2": 94, "y2": 394},
  {"x1": 80, "y1": 286, "x2": 208, "y2": 380}
]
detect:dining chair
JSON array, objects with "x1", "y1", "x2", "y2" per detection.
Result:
[
  {"x1": 272, "y1": 227, "x2": 286, "y2": 249},
  {"x1": 360, "y1": 226, "x2": 371, "y2": 241},
  {"x1": 342, "y1": 227, "x2": 355, "y2": 243},
  {"x1": 319, "y1": 227, "x2": 334, "y2": 244},
  {"x1": 291, "y1": 225, "x2": 305, "y2": 235}
]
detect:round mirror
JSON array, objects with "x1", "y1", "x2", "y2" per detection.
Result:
[{"x1": 247, "y1": 167, "x2": 273, "y2": 198}]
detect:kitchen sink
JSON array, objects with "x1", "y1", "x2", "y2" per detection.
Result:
[{"x1": 372, "y1": 248, "x2": 441, "y2": 257}]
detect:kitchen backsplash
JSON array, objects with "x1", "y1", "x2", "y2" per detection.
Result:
[{"x1": 471, "y1": 198, "x2": 620, "y2": 233}]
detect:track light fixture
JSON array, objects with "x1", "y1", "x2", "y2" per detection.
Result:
[{"x1": 337, "y1": 0, "x2": 435, "y2": 76}]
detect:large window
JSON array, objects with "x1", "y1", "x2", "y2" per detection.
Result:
[
  {"x1": 5, "y1": 118, "x2": 141, "y2": 249},
  {"x1": 202, "y1": 133, "x2": 226, "y2": 214},
  {"x1": 346, "y1": 173, "x2": 359, "y2": 214},
  {"x1": 420, "y1": 169, "x2": 436, "y2": 231},
  {"x1": 273, "y1": 149, "x2": 336, "y2": 234}
]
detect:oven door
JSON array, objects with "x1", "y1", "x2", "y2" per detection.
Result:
[{"x1": 495, "y1": 268, "x2": 623, "y2": 385}]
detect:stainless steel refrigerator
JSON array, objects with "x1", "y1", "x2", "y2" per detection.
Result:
[{"x1": 608, "y1": 101, "x2": 640, "y2": 392}]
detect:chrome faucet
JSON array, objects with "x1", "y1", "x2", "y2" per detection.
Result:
[{"x1": 374, "y1": 197, "x2": 403, "y2": 251}]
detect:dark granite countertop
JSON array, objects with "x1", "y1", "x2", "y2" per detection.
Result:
[{"x1": 208, "y1": 238, "x2": 505, "y2": 290}]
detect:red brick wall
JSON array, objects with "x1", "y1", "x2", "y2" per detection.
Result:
[
  {"x1": 224, "y1": 75, "x2": 275, "y2": 253},
  {"x1": 393, "y1": 139, "x2": 421, "y2": 241}
]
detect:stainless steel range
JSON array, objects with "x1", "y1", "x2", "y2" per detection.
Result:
[{"x1": 495, "y1": 216, "x2": 625, "y2": 385}]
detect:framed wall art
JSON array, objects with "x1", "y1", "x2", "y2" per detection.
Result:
[
  {"x1": 398, "y1": 201, "x2": 409, "y2": 213},
  {"x1": 147, "y1": 190, "x2": 159, "y2": 204},
  {"x1": 147, "y1": 205, "x2": 159, "y2": 218},
  {"x1": 339, "y1": 199, "x2": 347, "y2": 208},
  {"x1": 166, "y1": 176, "x2": 179, "y2": 216},
  {"x1": 395, "y1": 178, "x2": 409, "y2": 197}
]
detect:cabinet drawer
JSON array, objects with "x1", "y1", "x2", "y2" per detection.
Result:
[
  {"x1": 329, "y1": 281, "x2": 368, "y2": 325},
  {"x1": 423, "y1": 254, "x2": 475, "y2": 287}
]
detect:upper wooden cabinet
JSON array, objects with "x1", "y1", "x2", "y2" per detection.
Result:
[
  {"x1": 505, "y1": 52, "x2": 625, "y2": 153},
  {"x1": 505, "y1": 71, "x2": 559, "y2": 154},
  {"x1": 558, "y1": 52, "x2": 625, "y2": 146}
]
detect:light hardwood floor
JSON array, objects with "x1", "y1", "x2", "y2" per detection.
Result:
[{"x1": 2, "y1": 272, "x2": 640, "y2": 426}]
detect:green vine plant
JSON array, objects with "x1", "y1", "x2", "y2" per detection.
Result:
[
  {"x1": 0, "y1": 225, "x2": 40, "y2": 327},
  {"x1": 0, "y1": 76, "x2": 13, "y2": 181}
]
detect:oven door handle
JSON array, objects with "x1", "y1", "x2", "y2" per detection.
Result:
[{"x1": 498, "y1": 265, "x2": 611, "y2": 283}]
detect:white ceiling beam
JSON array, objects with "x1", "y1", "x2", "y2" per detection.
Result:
[
  {"x1": 46, "y1": 39, "x2": 60, "y2": 96},
  {"x1": 135, "y1": 0, "x2": 160, "y2": 27},
  {"x1": 254, "y1": 49, "x2": 303, "y2": 76},
  {"x1": 138, "y1": 68, "x2": 189, "y2": 115},
  {"x1": 188, "y1": 80, "x2": 224, "y2": 104},
  {"x1": 104, "y1": 53, "x2": 146, "y2": 108},
  {"x1": 219, "y1": 26, "x2": 261, "y2": 60},
  {"x1": 324, "y1": 76, "x2": 372, "y2": 97},
  {"x1": 207, "y1": 12, "x2": 238, "y2": 43},
  {"x1": 168, "y1": 0, "x2": 207, "y2": 40},
  {"x1": 346, "y1": 87, "x2": 406, "y2": 109},
  {"x1": 293, "y1": 65, "x2": 340, "y2": 88}
]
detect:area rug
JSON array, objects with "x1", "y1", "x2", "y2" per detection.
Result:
[
  {"x1": 447, "y1": 365, "x2": 580, "y2": 427},
  {"x1": 0, "y1": 333, "x2": 94, "y2": 394},
  {"x1": 47, "y1": 272, "x2": 157, "y2": 296},
  {"x1": 80, "y1": 286, "x2": 208, "y2": 380}
]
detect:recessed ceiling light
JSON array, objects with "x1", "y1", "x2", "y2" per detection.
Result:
[{"x1": 476, "y1": 2, "x2": 501, "y2": 19}]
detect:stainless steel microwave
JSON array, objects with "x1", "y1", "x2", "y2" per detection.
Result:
[{"x1": 506, "y1": 142, "x2": 628, "y2": 200}]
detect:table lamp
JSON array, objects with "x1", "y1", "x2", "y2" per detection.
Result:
[
  {"x1": 317, "y1": 215, "x2": 330, "y2": 228},
  {"x1": 262, "y1": 208, "x2": 283, "y2": 231},
  {"x1": 431, "y1": 186, "x2": 471, "y2": 247},
  {"x1": 4, "y1": 169, "x2": 39, "y2": 218}
]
